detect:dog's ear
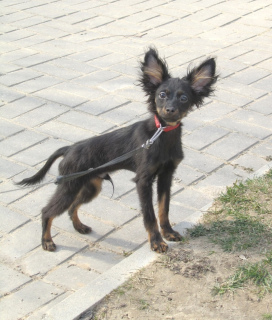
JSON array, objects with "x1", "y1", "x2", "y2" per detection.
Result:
[
  {"x1": 140, "y1": 47, "x2": 171, "y2": 96},
  {"x1": 186, "y1": 58, "x2": 218, "y2": 107}
]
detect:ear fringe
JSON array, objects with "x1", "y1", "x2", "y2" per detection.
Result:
[
  {"x1": 186, "y1": 57, "x2": 218, "y2": 107},
  {"x1": 138, "y1": 47, "x2": 171, "y2": 113}
]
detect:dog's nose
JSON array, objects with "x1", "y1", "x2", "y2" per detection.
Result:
[{"x1": 166, "y1": 106, "x2": 175, "y2": 113}]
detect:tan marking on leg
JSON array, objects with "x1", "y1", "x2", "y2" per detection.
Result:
[
  {"x1": 43, "y1": 217, "x2": 54, "y2": 242},
  {"x1": 91, "y1": 177, "x2": 102, "y2": 198},
  {"x1": 158, "y1": 193, "x2": 169, "y2": 229}
]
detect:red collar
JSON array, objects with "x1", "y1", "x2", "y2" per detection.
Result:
[{"x1": 154, "y1": 115, "x2": 180, "y2": 132}]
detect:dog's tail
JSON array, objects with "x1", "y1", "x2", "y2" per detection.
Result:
[{"x1": 16, "y1": 146, "x2": 69, "y2": 186}]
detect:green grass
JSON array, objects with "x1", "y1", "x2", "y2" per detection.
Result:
[
  {"x1": 189, "y1": 169, "x2": 272, "y2": 297},
  {"x1": 212, "y1": 251, "x2": 272, "y2": 297}
]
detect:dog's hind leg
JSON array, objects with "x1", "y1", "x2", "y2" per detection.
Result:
[
  {"x1": 41, "y1": 184, "x2": 79, "y2": 251},
  {"x1": 68, "y1": 177, "x2": 102, "y2": 234}
]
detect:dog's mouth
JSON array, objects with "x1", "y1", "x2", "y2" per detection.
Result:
[{"x1": 159, "y1": 111, "x2": 188, "y2": 126}]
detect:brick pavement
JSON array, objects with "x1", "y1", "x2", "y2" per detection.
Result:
[{"x1": 0, "y1": 0, "x2": 272, "y2": 319}]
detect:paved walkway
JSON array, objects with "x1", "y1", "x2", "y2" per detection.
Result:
[{"x1": 0, "y1": 0, "x2": 271, "y2": 319}]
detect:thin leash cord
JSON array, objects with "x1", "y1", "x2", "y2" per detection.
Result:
[{"x1": 1, "y1": 123, "x2": 175, "y2": 194}]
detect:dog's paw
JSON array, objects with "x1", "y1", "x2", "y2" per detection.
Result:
[
  {"x1": 74, "y1": 223, "x2": 92, "y2": 234},
  {"x1": 42, "y1": 239, "x2": 56, "y2": 251},
  {"x1": 162, "y1": 229, "x2": 183, "y2": 242},
  {"x1": 151, "y1": 239, "x2": 168, "y2": 253}
]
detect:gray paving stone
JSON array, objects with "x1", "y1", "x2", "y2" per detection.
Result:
[
  {"x1": 38, "y1": 120, "x2": 93, "y2": 142},
  {"x1": 251, "y1": 75, "x2": 272, "y2": 92},
  {"x1": 183, "y1": 125, "x2": 229, "y2": 151},
  {"x1": 119, "y1": 190, "x2": 141, "y2": 212},
  {"x1": 0, "y1": 177, "x2": 38, "y2": 205},
  {"x1": 233, "y1": 50, "x2": 272, "y2": 66},
  {"x1": 0, "y1": 29, "x2": 35, "y2": 43},
  {"x1": 99, "y1": 216, "x2": 147, "y2": 253},
  {"x1": 247, "y1": 95, "x2": 272, "y2": 115},
  {"x1": 44, "y1": 263, "x2": 99, "y2": 290},
  {"x1": 0, "y1": 63, "x2": 21, "y2": 74},
  {"x1": 0, "y1": 158, "x2": 26, "y2": 179},
  {"x1": 0, "y1": 48, "x2": 37, "y2": 63},
  {"x1": 52, "y1": 57, "x2": 97, "y2": 74},
  {"x1": 35, "y1": 88, "x2": 88, "y2": 108},
  {"x1": 218, "y1": 78, "x2": 267, "y2": 99},
  {"x1": 172, "y1": 188, "x2": 212, "y2": 210},
  {"x1": 11, "y1": 184, "x2": 56, "y2": 217},
  {"x1": 0, "y1": 206, "x2": 29, "y2": 234},
  {"x1": 215, "y1": 117, "x2": 272, "y2": 140},
  {"x1": 174, "y1": 164, "x2": 205, "y2": 186},
  {"x1": 13, "y1": 75, "x2": 63, "y2": 94},
  {"x1": 72, "y1": 248, "x2": 124, "y2": 274},
  {"x1": 215, "y1": 88, "x2": 253, "y2": 107},
  {"x1": 0, "y1": 96, "x2": 45, "y2": 119},
  {"x1": 57, "y1": 110, "x2": 114, "y2": 134},
  {"x1": 88, "y1": 53, "x2": 131, "y2": 69},
  {"x1": 204, "y1": 132, "x2": 258, "y2": 161},
  {"x1": 97, "y1": 76, "x2": 134, "y2": 93},
  {"x1": 77, "y1": 94, "x2": 128, "y2": 116},
  {"x1": 20, "y1": 234, "x2": 88, "y2": 276},
  {"x1": 0, "y1": 130, "x2": 47, "y2": 157},
  {"x1": 185, "y1": 102, "x2": 236, "y2": 123},
  {"x1": 182, "y1": 147, "x2": 224, "y2": 173},
  {"x1": 1, "y1": 281, "x2": 63, "y2": 320},
  {"x1": 168, "y1": 204, "x2": 197, "y2": 226},
  {"x1": 0, "y1": 264, "x2": 31, "y2": 296},
  {"x1": 0, "y1": 84, "x2": 25, "y2": 104},
  {"x1": 25, "y1": 292, "x2": 71, "y2": 320},
  {"x1": 0, "y1": 68, "x2": 42, "y2": 87},
  {"x1": 231, "y1": 153, "x2": 268, "y2": 172},
  {"x1": 0, "y1": 119, "x2": 24, "y2": 138},
  {"x1": 53, "y1": 213, "x2": 114, "y2": 243},
  {"x1": 0, "y1": 221, "x2": 57, "y2": 262},
  {"x1": 14, "y1": 102, "x2": 68, "y2": 127},
  {"x1": 228, "y1": 67, "x2": 270, "y2": 85},
  {"x1": 83, "y1": 195, "x2": 138, "y2": 227},
  {"x1": 194, "y1": 165, "x2": 250, "y2": 198},
  {"x1": 232, "y1": 109, "x2": 272, "y2": 130},
  {"x1": 33, "y1": 62, "x2": 83, "y2": 80},
  {"x1": 11, "y1": 137, "x2": 67, "y2": 166},
  {"x1": 53, "y1": 82, "x2": 106, "y2": 101},
  {"x1": 250, "y1": 139, "x2": 272, "y2": 159},
  {"x1": 74, "y1": 69, "x2": 120, "y2": 87},
  {"x1": 69, "y1": 49, "x2": 112, "y2": 62},
  {"x1": 100, "y1": 101, "x2": 147, "y2": 125}
]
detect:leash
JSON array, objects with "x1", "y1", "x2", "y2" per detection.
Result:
[
  {"x1": 54, "y1": 116, "x2": 180, "y2": 185},
  {"x1": 2, "y1": 116, "x2": 180, "y2": 194}
]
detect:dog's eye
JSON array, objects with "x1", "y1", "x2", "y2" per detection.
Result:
[
  {"x1": 159, "y1": 91, "x2": 167, "y2": 99},
  {"x1": 180, "y1": 94, "x2": 188, "y2": 103}
]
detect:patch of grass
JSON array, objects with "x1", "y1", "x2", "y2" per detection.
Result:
[
  {"x1": 189, "y1": 169, "x2": 272, "y2": 297},
  {"x1": 138, "y1": 299, "x2": 150, "y2": 310},
  {"x1": 213, "y1": 251, "x2": 272, "y2": 297},
  {"x1": 189, "y1": 169, "x2": 272, "y2": 252},
  {"x1": 262, "y1": 313, "x2": 272, "y2": 320}
]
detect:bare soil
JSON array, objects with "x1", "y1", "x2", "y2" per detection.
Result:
[{"x1": 91, "y1": 237, "x2": 272, "y2": 320}]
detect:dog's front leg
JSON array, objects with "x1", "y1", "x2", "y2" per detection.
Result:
[
  {"x1": 157, "y1": 163, "x2": 183, "y2": 242},
  {"x1": 136, "y1": 175, "x2": 168, "y2": 253}
]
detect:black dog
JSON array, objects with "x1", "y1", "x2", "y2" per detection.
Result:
[{"x1": 17, "y1": 48, "x2": 217, "y2": 253}]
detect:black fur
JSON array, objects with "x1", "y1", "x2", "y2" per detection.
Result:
[{"x1": 17, "y1": 47, "x2": 217, "y2": 253}]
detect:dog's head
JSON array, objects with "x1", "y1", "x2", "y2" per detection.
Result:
[{"x1": 140, "y1": 47, "x2": 218, "y2": 126}]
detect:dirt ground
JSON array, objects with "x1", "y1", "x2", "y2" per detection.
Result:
[{"x1": 91, "y1": 236, "x2": 272, "y2": 320}]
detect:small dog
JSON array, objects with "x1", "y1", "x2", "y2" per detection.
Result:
[{"x1": 17, "y1": 47, "x2": 217, "y2": 253}]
